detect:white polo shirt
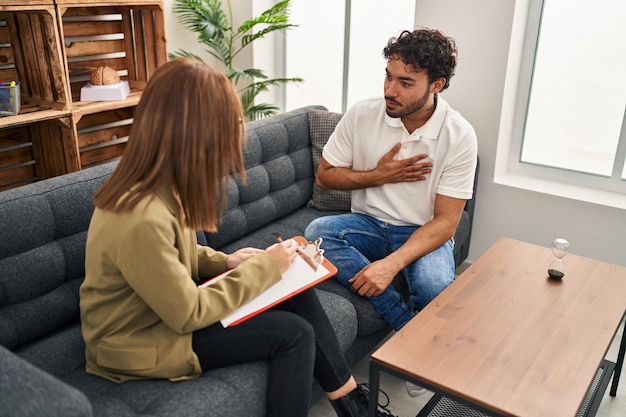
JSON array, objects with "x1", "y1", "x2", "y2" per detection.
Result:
[{"x1": 322, "y1": 96, "x2": 478, "y2": 226}]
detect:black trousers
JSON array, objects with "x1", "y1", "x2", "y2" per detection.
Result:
[{"x1": 192, "y1": 289, "x2": 352, "y2": 417}]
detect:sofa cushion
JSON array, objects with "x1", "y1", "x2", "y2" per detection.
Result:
[
  {"x1": 306, "y1": 109, "x2": 352, "y2": 211},
  {"x1": 16, "y1": 324, "x2": 270, "y2": 417}
]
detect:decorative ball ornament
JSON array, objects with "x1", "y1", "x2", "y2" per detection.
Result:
[{"x1": 90, "y1": 66, "x2": 120, "y2": 85}]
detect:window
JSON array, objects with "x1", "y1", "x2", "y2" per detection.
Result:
[
  {"x1": 284, "y1": 0, "x2": 415, "y2": 113},
  {"x1": 510, "y1": 0, "x2": 626, "y2": 195}
]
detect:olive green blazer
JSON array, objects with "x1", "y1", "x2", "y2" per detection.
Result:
[{"x1": 80, "y1": 189, "x2": 280, "y2": 383}]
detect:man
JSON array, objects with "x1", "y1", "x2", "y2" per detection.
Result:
[{"x1": 304, "y1": 28, "x2": 478, "y2": 332}]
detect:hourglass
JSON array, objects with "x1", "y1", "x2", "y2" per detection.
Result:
[{"x1": 548, "y1": 238, "x2": 570, "y2": 280}]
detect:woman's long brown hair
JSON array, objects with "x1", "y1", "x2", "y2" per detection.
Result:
[{"x1": 93, "y1": 57, "x2": 246, "y2": 231}]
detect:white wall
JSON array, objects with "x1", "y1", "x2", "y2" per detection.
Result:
[{"x1": 163, "y1": 0, "x2": 626, "y2": 267}]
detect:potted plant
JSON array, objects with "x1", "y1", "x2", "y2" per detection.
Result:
[{"x1": 171, "y1": 0, "x2": 303, "y2": 120}]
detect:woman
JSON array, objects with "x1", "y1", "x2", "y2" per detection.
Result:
[{"x1": 79, "y1": 58, "x2": 378, "y2": 417}]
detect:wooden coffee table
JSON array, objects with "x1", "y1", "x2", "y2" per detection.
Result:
[{"x1": 369, "y1": 237, "x2": 626, "y2": 417}]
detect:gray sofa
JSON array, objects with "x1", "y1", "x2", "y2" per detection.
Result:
[{"x1": 0, "y1": 106, "x2": 478, "y2": 417}]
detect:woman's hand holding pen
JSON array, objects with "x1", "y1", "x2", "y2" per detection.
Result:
[
  {"x1": 226, "y1": 242, "x2": 297, "y2": 272},
  {"x1": 226, "y1": 247, "x2": 264, "y2": 269},
  {"x1": 265, "y1": 241, "x2": 298, "y2": 273}
]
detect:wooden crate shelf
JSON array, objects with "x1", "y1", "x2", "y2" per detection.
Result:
[
  {"x1": 0, "y1": 124, "x2": 37, "y2": 191},
  {"x1": 58, "y1": 2, "x2": 167, "y2": 115},
  {"x1": 77, "y1": 105, "x2": 135, "y2": 168},
  {"x1": 55, "y1": 0, "x2": 164, "y2": 5},
  {"x1": 0, "y1": 116, "x2": 78, "y2": 191},
  {"x1": 0, "y1": 5, "x2": 70, "y2": 122},
  {"x1": 0, "y1": 0, "x2": 167, "y2": 190},
  {"x1": 72, "y1": 90, "x2": 141, "y2": 118},
  {"x1": 0, "y1": 2, "x2": 55, "y2": 11}
]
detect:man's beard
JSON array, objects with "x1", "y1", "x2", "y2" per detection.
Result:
[{"x1": 385, "y1": 87, "x2": 431, "y2": 119}]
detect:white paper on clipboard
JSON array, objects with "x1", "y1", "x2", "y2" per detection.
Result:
[{"x1": 199, "y1": 252, "x2": 334, "y2": 327}]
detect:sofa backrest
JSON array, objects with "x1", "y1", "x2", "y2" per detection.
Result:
[
  {"x1": 203, "y1": 106, "x2": 322, "y2": 248},
  {"x1": 0, "y1": 106, "x2": 325, "y2": 350},
  {"x1": 0, "y1": 163, "x2": 115, "y2": 349}
]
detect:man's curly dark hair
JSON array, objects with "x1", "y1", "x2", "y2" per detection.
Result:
[{"x1": 383, "y1": 28, "x2": 458, "y2": 91}]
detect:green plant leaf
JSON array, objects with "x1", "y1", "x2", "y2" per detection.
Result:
[
  {"x1": 243, "y1": 68, "x2": 268, "y2": 80},
  {"x1": 239, "y1": 87, "x2": 260, "y2": 111},
  {"x1": 169, "y1": 49, "x2": 206, "y2": 62},
  {"x1": 241, "y1": 24, "x2": 296, "y2": 49},
  {"x1": 174, "y1": 0, "x2": 233, "y2": 65},
  {"x1": 237, "y1": 15, "x2": 290, "y2": 35},
  {"x1": 227, "y1": 68, "x2": 271, "y2": 86},
  {"x1": 204, "y1": 40, "x2": 231, "y2": 64},
  {"x1": 173, "y1": 0, "x2": 303, "y2": 121},
  {"x1": 237, "y1": 0, "x2": 292, "y2": 33},
  {"x1": 174, "y1": 0, "x2": 229, "y2": 40},
  {"x1": 250, "y1": 77, "x2": 304, "y2": 90},
  {"x1": 247, "y1": 103, "x2": 281, "y2": 121}
]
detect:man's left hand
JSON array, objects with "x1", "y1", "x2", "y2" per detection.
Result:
[{"x1": 348, "y1": 259, "x2": 398, "y2": 297}]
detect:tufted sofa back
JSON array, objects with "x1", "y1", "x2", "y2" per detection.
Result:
[
  {"x1": 203, "y1": 107, "x2": 319, "y2": 248},
  {"x1": 0, "y1": 163, "x2": 114, "y2": 349}
]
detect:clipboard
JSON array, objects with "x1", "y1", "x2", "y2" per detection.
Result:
[{"x1": 200, "y1": 236, "x2": 337, "y2": 327}]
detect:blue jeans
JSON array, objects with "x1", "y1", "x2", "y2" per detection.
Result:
[{"x1": 305, "y1": 213, "x2": 455, "y2": 330}]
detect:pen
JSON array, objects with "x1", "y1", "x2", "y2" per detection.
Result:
[{"x1": 272, "y1": 233, "x2": 318, "y2": 271}]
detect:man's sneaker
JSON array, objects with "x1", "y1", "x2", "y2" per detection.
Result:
[
  {"x1": 405, "y1": 381, "x2": 428, "y2": 398},
  {"x1": 356, "y1": 383, "x2": 399, "y2": 417}
]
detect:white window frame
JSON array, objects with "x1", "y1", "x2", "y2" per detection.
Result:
[
  {"x1": 495, "y1": 0, "x2": 626, "y2": 209},
  {"x1": 282, "y1": 0, "x2": 415, "y2": 113}
]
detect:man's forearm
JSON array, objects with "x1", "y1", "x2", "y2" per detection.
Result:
[
  {"x1": 386, "y1": 195, "x2": 466, "y2": 270},
  {"x1": 316, "y1": 165, "x2": 379, "y2": 190},
  {"x1": 316, "y1": 149, "x2": 432, "y2": 190},
  {"x1": 387, "y1": 219, "x2": 453, "y2": 270}
]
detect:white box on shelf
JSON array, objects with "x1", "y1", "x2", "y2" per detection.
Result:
[{"x1": 80, "y1": 81, "x2": 130, "y2": 102}]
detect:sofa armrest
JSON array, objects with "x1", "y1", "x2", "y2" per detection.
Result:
[
  {"x1": 456, "y1": 156, "x2": 480, "y2": 266},
  {"x1": 0, "y1": 345, "x2": 93, "y2": 417}
]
